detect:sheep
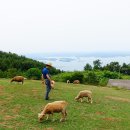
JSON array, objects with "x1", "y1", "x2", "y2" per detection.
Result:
[
  {"x1": 73, "y1": 80, "x2": 80, "y2": 84},
  {"x1": 67, "y1": 80, "x2": 70, "y2": 84},
  {"x1": 42, "y1": 80, "x2": 55, "y2": 89},
  {"x1": 10, "y1": 76, "x2": 26, "y2": 84},
  {"x1": 51, "y1": 80, "x2": 55, "y2": 89},
  {"x1": 75, "y1": 90, "x2": 93, "y2": 103},
  {"x1": 38, "y1": 101, "x2": 68, "y2": 122}
]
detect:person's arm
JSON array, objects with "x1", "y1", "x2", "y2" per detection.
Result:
[{"x1": 46, "y1": 74, "x2": 51, "y2": 82}]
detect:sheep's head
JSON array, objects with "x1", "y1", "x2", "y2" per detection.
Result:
[
  {"x1": 38, "y1": 113, "x2": 45, "y2": 122},
  {"x1": 75, "y1": 97, "x2": 79, "y2": 101}
]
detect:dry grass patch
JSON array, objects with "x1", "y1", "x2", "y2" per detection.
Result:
[
  {"x1": 44, "y1": 128, "x2": 54, "y2": 130},
  {"x1": 105, "y1": 96, "x2": 130, "y2": 103},
  {"x1": 102, "y1": 117, "x2": 121, "y2": 122},
  {"x1": 95, "y1": 111, "x2": 105, "y2": 115},
  {"x1": 4, "y1": 115, "x2": 16, "y2": 120}
]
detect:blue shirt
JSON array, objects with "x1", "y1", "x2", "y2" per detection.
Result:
[{"x1": 42, "y1": 68, "x2": 50, "y2": 79}]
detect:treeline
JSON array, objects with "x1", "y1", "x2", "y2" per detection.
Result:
[
  {"x1": 0, "y1": 51, "x2": 61, "y2": 79},
  {"x1": 84, "y1": 59, "x2": 130, "y2": 75},
  {"x1": 52, "y1": 70, "x2": 120, "y2": 86},
  {"x1": 53, "y1": 59, "x2": 130, "y2": 86}
]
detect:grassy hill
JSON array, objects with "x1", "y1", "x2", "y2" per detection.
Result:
[
  {"x1": 0, "y1": 51, "x2": 61, "y2": 79},
  {"x1": 0, "y1": 79, "x2": 130, "y2": 130}
]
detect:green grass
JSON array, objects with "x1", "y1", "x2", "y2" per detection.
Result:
[{"x1": 0, "y1": 79, "x2": 130, "y2": 130}]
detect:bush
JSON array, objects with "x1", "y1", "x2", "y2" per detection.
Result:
[
  {"x1": 99, "y1": 78, "x2": 109, "y2": 86},
  {"x1": 52, "y1": 71, "x2": 84, "y2": 83},
  {"x1": 26, "y1": 68, "x2": 41, "y2": 80},
  {"x1": 84, "y1": 71, "x2": 99, "y2": 85},
  {"x1": 70, "y1": 71, "x2": 84, "y2": 83},
  {"x1": 103, "y1": 71, "x2": 120, "y2": 79},
  {"x1": 0, "y1": 70, "x2": 7, "y2": 78},
  {"x1": 7, "y1": 68, "x2": 21, "y2": 78}
]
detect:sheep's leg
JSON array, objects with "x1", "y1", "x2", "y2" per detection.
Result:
[
  {"x1": 63, "y1": 109, "x2": 67, "y2": 119},
  {"x1": 88, "y1": 97, "x2": 93, "y2": 104},
  {"x1": 65, "y1": 110, "x2": 67, "y2": 117},
  {"x1": 87, "y1": 97, "x2": 89, "y2": 102},
  {"x1": 90, "y1": 98, "x2": 93, "y2": 104},
  {"x1": 46, "y1": 114, "x2": 50, "y2": 120},
  {"x1": 80, "y1": 98, "x2": 83, "y2": 102},
  {"x1": 64, "y1": 110, "x2": 67, "y2": 120},
  {"x1": 60, "y1": 112, "x2": 65, "y2": 122}
]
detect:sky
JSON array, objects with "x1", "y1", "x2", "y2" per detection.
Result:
[{"x1": 0, "y1": 0, "x2": 130, "y2": 55}]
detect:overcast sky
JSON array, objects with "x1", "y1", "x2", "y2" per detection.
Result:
[{"x1": 0, "y1": 0, "x2": 130, "y2": 54}]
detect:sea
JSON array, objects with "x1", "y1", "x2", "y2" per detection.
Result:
[{"x1": 25, "y1": 52, "x2": 130, "y2": 71}]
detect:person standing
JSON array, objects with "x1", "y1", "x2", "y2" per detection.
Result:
[{"x1": 42, "y1": 63, "x2": 52, "y2": 100}]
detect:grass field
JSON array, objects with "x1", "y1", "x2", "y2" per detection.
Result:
[{"x1": 0, "y1": 79, "x2": 130, "y2": 130}]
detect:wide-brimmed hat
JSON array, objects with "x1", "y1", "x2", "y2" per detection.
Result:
[{"x1": 46, "y1": 62, "x2": 52, "y2": 67}]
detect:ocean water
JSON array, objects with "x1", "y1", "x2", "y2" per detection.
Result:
[{"x1": 38, "y1": 56, "x2": 130, "y2": 71}]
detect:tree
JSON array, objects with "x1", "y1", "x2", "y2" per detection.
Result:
[
  {"x1": 93, "y1": 59, "x2": 102, "y2": 70},
  {"x1": 84, "y1": 63, "x2": 92, "y2": 71},
  {"x1": 84, "y1": 71, "x2": 99, "y2": 85},
  {"x1": 26, "y1": 68, "x2": 41, "y2": 80},
  {"x1": 120, "y1": 63, "x2": 129, "y2": 74},
  {"x1": 103, "y1": 62, "x2": 121, "y2": 72}
]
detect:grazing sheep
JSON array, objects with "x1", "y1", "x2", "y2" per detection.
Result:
[
  {"x1": 75, "y1": 90, "x2": 93, "y2": 103},
  {"x1": 73, "y1": 80, "x2": 80, "y2": 84},
  {"x1": 38, "y1": 101, "x2": 68, "y2": 122},
  {"x1": 10, "y1": 76, "x2": 26, "y2": 84},
  {"x1": 67, "y1": 80, "x2": 70, "y2": 84}
]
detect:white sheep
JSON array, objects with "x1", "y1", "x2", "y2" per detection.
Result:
[
  {"x1": 67, "y1": 80, "x2": 70, "y2": 84},
  {"x1": 38, "y1": 101, "x2": 68, "y2": 122},
  {"x1": 75, "y1": 90, "x2": 93, "y2": 103},
  {"x1": 41, "y1": 80, "x2": 55, "y2": 89},
  {"x1": 51, "y1": 80, "x2": 55, "y2": 89}
]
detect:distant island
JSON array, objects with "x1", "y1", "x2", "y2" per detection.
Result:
[{"x1": 25, "y1": 51, "x2": 130, "y2": 60}]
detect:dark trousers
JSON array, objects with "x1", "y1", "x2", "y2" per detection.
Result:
[{"x1": 45, "y1": 79, "x2": 51, "y2": 100}]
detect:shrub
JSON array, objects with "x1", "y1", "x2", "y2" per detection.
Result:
[
  {"x1": 7, "y1": 68, "x2": 20, "y2": 78},
  {"x1": 84, "y1": 71, "x2": 99, "y2": 85},
  {"x1": 103, "y1": 71, "x2": 120, "y2": 79},
  {"x1": 70, "y1": 71, "x2": 84, "y2": 83},
  {"x1": 26, "y1": 68, "x2": 41, "y2": 80},
  {"x1": 52, "y1": 71, "x2": 84, "y2": 83},
  {"x1": 99, "y1": 78, "x2": 109, "y2": 86},
  {"x1": 0, "y1": 70, "x2": 7, "y2": 78}
]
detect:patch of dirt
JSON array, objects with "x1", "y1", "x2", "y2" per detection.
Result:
[
  {"x1": 5, "y1": 95, "x2": 14, "y2": 100},
  {"x1": 0, "y1": 85, "x2": 4, "y2": 90},
  {"x1": 105, "y1": 96, "x2": 130, "y2": 103},
  {"x1": 4, "y1": 115, "x2": 16, "y2": 120},
  {"x1": 44, "y1": 128, "x2": 54, "y2": 130},
  {"x1": 102, "y1": 117, "x2": 121, "y2": 122},
  {"x1": 32, "y1": 89, "x2": 39, "y2": 96},
  {"x1": 0, "y1": 85, "x2": 4, "y2": 95},
  {"x1": 0, "y1": 100, "x2": 7, "y2": 106},
  {"x1": 32, "y1": 89, "x2": 39, "y2": 92},
  {"x1": 0, "y1": 122, "x2": 14, "y2": 129},
  {"x1": 95, "y1": 111, "x2": 105, "y2": 115},
  {"x1": 12, "y1": 105, "x2": 21, "y2": 114},
  {"x1": 112, "y1": 106, "x2": 120, "y2": 109},
  {"x1": 0, "y1": 122, "x2": 6, "y2": 125}
]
